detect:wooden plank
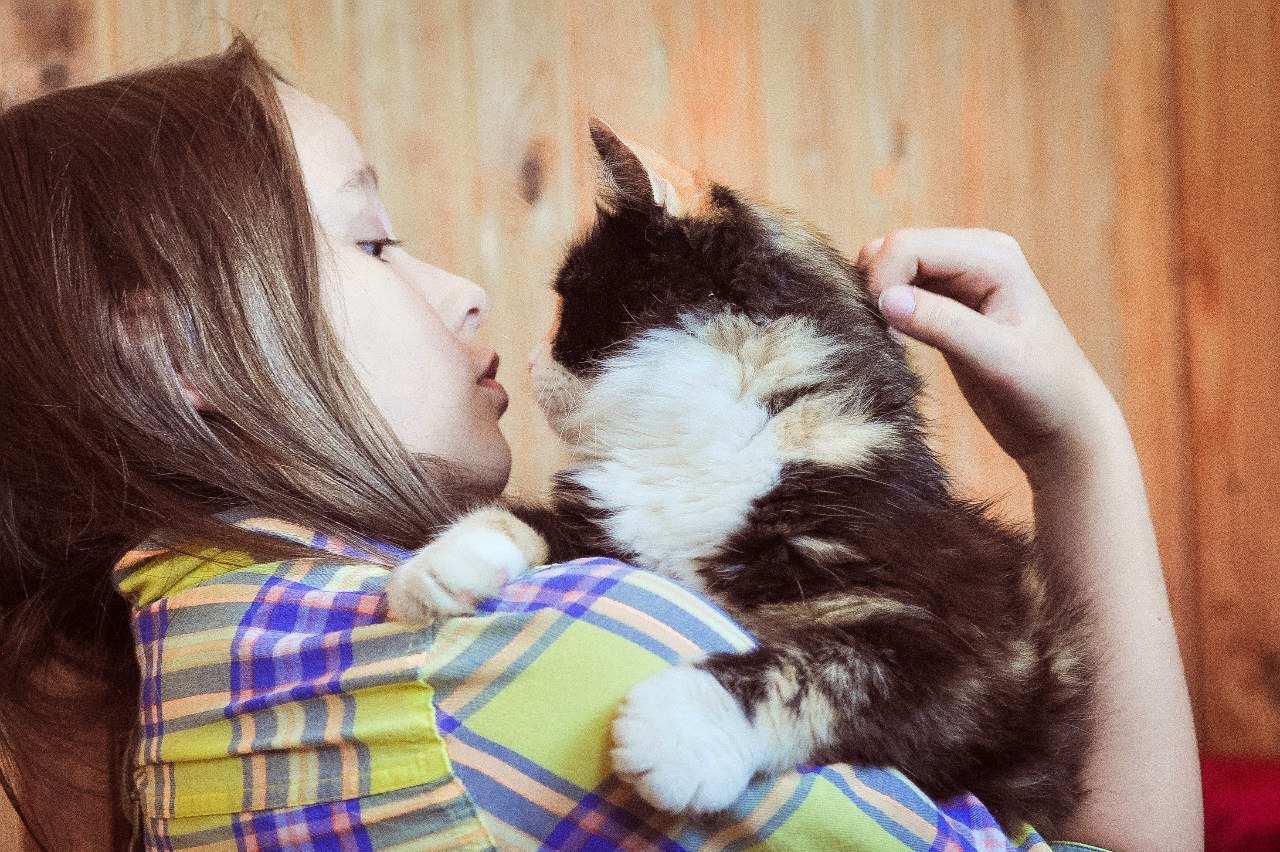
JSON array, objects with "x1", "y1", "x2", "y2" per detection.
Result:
[
  {"x1": 83, "y1": 0, "x2": 358, "y2": 101},
  {"x1": 569, "y1": 0, "x2": 769, "y2": 193},
  {"x1": 84, "y1": 0, "x2": 220, "y2": 77},
  {"x1": 1104, "y1": 0, "x2": 1198, "y2": 735},
  {"x1": 0, "y1": 0, "x2": 93, "y2": 107},
  {"x1": 759, "y1": 2, "x2": 1120, "y2": 519},
  {"x1": 1173, "y1": 0, "x2": 1280, "y2": 755},
  {"x1": 440, "y1": 0, "x2": 580, "y2": 498}
]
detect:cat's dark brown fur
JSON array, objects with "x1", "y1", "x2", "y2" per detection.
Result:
[{"x1": 389, "y1": 120, "x2": 1094, "y2": 835}]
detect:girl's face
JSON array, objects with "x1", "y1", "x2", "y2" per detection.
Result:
[{"x1": 277, "y1": 83, "x2": 511, "y2": 495}]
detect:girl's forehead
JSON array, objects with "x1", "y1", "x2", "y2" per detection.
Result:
[{"x1": 276, "y1": 83, "x2": 366, "y2": 196}]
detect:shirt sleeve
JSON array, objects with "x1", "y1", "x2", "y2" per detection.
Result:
[{"x1": 423, "y1": 557, "x2": 1095, "y2": 851}]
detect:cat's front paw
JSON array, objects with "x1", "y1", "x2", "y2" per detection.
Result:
[
  {"x1": 385, "y1": 508, "x2": 546, "y2": 625},
  {"x1": 611, "y1": 666, "x2": 762, "y2": 813}
]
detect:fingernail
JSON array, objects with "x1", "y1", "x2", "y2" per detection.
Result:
[{"x1": 877, "y1": 285, "x2": 916, "y2": 322}]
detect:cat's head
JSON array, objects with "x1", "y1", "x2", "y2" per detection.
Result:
[{"x1": 531, "y1": 119, "x2": 918, "y2": 453}]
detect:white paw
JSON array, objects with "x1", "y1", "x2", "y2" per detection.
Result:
[
  {"x1": 611, "y1": 666, "x2": 763, "y2": 813},
  {"x1": 385, "y1": 527, "x2": 527, "y2": 625}
]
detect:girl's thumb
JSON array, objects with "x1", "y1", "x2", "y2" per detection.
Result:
[{"x1": 877, "y1": 285, "x2": 1007, "y2": 372}]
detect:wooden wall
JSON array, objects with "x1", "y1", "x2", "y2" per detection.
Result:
[
  {"x1": 1173, "y1": 0, "x2": 1280, "y2": 758},
  {"x1": 0, "y1": 0, "x2": 1274, "y2": 845}
]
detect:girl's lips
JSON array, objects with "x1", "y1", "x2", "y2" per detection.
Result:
[
  {"x1": 478, "y1": 378, "x2": 508, "y2": 414},
  {"x1": 477, "y1": 353, "x2": 508, "y2": 413}
]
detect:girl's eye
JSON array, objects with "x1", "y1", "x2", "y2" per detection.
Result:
[{"x1": 357, "y1": 238, "x2": 402, "y2": 261}]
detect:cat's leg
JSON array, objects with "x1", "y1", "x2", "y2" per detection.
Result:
[
  {"x1": 612, "y1": 614, "x2": 1034, "y2": 819},
  {"x1": 610, "y1": 643, "x2": 839, "y2": 814},
  {"x1": 385, "y1": 507, "x2": 549, "y2": 625},
  {"x1": 610, "y1": 664, "x2": 775, "y2": 813}
]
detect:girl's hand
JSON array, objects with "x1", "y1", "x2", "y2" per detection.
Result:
[{"x1": 858, "y1": 228, "x2": 1122, "y2": 481}]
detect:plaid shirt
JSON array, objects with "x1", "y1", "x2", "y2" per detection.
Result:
[{"x1": 114, "y1": 509, "x2": 1105, "y2": 851}]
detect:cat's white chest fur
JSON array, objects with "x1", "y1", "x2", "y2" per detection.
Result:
[
  {"x1": 530, "y1": 309, "x2": 896, "y2": 591},
  {"x1": 569, "y1": 325, "x2": 786, "y2": 589}
]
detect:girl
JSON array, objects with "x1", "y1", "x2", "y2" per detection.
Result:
[{"x1": 0, "y1": 35, "x2": 1199, "y2": 851}]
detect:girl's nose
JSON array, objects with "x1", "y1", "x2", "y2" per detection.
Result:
[
  {"x1": 454, "y1": 279, "x2": 488, "y2": 340},
  {"x1": 412, "y1": 259, "x2": 489, "y2": 339}
]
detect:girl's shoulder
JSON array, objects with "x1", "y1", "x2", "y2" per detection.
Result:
[
  {"x1": 119, "y1": 513, "x2": 1079, "y2": 852},
  {"x1": 113, "y1": 509, "x2": 395, "y2": 607}
]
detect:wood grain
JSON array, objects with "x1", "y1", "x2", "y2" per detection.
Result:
[
  {"x1": 1173, "y1": 0, "x2": 1280, "y2": 755},
  {"x1": 443, "y1": 0, "x2": 580, "y2": 497},
  {"x1": 1105, "y1": 0, "x2": 1198, "y2": 734},
  {"x1": 0, "y1": 0, "x2": 91, "y2": 107}
]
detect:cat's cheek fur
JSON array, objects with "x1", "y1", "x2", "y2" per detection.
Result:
[
  {"x1": 771, "y1": 393, "x2": 901, "y2": 469},
  {"x1": 529, "y1": 340, "x2": 588, "y2": 441},
  {"x1": 611, "y1": 666, "x2": 765, "y2": 813}
]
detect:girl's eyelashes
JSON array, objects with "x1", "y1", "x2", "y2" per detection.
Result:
[{"x1": 355, "y1": 236, "x2": 399, "y2": 260}]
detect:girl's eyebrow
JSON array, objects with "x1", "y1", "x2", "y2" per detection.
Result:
[{"x1": 338, "y1": 164, "x2": 379, "y2": 196}]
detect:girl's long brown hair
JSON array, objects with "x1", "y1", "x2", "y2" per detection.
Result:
[{"x1": 0, "y1": 34, "x2": 472, "y2": 848}]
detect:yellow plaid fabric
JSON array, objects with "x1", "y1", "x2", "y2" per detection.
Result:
[{"x1": 114, "y1": 509, "x2": 1098, "y2": 851}]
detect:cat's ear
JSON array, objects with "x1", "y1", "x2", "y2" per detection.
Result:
[{"x1": 588, "y1": 117, "x2": 710, "y2": 218}]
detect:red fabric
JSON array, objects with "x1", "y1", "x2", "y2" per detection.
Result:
[{"x1": 1203, "y1": 753, "x2": 1280, "y2": 852}]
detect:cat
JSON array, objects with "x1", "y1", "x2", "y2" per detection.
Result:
[{"x1": 385, "y1": 119, "x2": 1095, "y2": 836}]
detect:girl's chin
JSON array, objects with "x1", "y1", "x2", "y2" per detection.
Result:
[
  {"x1": 413, "y1": 437, "x2": 512, "y2": 503},
  {"x1": 474, "y1": 446, "x2": 513, "y2": 500}
]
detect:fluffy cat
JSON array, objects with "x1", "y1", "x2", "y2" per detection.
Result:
[{"x1": 386, "y1": 120, "x2": 1094, "y2": 835}]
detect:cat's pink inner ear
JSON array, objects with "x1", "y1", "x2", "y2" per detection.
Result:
[{"x1": 589, "y1": 117, "x2": 711, "y2": 217}]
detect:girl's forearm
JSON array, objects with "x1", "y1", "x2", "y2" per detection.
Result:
[{"x1": 1028, "y1": 404, "x2": 1202, "y2": 850}]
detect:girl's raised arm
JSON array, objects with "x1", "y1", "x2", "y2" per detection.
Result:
[{"x1": 861, "y1": 228, "x2": 1203, "y2": 851}]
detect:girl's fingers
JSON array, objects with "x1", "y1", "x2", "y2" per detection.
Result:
[
  {"x1": 855, "y1": 236, "x2": 885, "y2": 268},
  {"x1": 877, "y1": 284, "x2": 1013, "y2": 375},
  {"x1": 860, "y1": 228, "x2": 1033, "y2": 318}
]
